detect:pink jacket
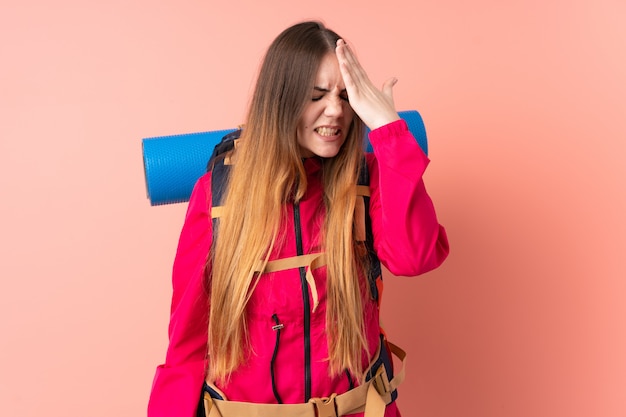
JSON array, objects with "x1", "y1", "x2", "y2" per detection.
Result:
[{"x1": 148, "y1": 119, "x2": 449, "y2": 417}]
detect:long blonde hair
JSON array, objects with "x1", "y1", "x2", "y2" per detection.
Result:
[{"x1": 208, "y1": 21, "x2": 369, "y2": 384}]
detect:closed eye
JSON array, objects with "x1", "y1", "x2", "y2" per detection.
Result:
[
  {"x1": 312, "y1": 86, "x2": 330, "y2": 102},
  {"x1": 311, "y1": 87, "x2": 348, "y2": 102}
]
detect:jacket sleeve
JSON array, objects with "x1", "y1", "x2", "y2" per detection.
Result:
[
  {"x1": 148, "y1": 173, "x2": 213, "y2": 417},
  {"x1": 367, "y1": 119, "x2": 449, "y2": 276}
]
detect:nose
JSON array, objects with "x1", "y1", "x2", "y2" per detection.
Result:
[{"x1": 324, "y1": 96, "x2": 344, "y2": 118}]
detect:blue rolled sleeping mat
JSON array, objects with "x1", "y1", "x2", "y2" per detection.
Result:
[{"x1": 142, "y1": 110, "x2": 428, "y2": 206}]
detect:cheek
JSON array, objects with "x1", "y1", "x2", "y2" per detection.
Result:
[
  {"x1": 297, "y1": 114, "x2": 312, "y2": 134},
  {"x1": 345, "y1": 105, "x2": 355, "y2": 120}
]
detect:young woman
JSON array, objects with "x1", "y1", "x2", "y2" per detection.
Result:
[{"x1": 148, "y1": 21, "x2": 449, "y2": 417}]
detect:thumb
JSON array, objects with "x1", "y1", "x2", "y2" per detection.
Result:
[{"x1": 382, "y1": 77, "x2": 398, "y2": 99}]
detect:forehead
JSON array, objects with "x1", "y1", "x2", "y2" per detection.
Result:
[{"x1": 313, "y1": 53, "x2": 344, "y2": 89}]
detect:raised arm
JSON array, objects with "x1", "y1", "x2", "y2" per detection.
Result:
[
  {"x1": 336, "y1": 38, "x2": 449, "y2": 275},
  {"x1": 367, "y1": 120, "x2": 449, "y2": 276}
]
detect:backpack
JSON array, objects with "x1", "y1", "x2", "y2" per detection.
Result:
[{"x1": 203, "y1": 129, "x2": 400, "y2": 408}]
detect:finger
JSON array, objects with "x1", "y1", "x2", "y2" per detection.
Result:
[
  {"x1": 335, "y1": 40, "x2": 350, "y2": 77},
  {"x1": 336, "y1": 39, "x2": 367, "y2": 86},
  {"x1": 336, "y1": 40, "x2": 357, "y2": 85},
  {"x1": 337, "y1": 39, "x2": 358, "y2": 69}
]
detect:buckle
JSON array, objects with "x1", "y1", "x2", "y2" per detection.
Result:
[
  {"x1": 309, "y1": 393, "x2": 338, "y2": 417},
  {"x1": 372, "y1": 366, "x2": 391, "y2": 396}
]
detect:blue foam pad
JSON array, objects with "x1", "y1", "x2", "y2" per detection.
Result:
[{"x1": 142, "y1": 110, "x2": 428, "y2": 206}]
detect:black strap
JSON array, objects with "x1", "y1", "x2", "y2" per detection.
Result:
[{"x1": 358, "y1": 158, "x2": 382, "y2": 302}]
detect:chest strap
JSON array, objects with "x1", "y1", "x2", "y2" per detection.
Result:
[
  {"x1": 255, "y1": 253, "x2": 326, "y2": 313},
  {"x1": 203, "y1": 342, "x2": 406, "y2": 417}
]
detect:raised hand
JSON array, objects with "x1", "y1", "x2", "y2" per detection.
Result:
[{"x1": 335, "y1": 39, "x2": 401, "y2": 130}]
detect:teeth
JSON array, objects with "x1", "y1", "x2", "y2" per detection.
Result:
[{"x1": 316, "y1": 127, "x2": 339, "y2": 136}]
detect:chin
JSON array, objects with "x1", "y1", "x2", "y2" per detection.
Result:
[
  {"x1": 299, "y1": 138, "x2": 345, "y2": 158},
  {"x1": 313, "y1": 147, "x2": 342, "y2": 159}
]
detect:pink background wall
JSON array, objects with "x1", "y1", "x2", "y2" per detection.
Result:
[{"x1": 1, "y1": 1, "x2": 625, "y2": 416}]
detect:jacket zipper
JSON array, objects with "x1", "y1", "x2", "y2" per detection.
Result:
[{"x1": 293, "y1": 202, "x2": 312, "y2": 402}]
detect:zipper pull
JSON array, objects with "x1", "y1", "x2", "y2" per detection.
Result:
[{"x1": 271, "y1": 314, "x2": 284, "y2": 331}]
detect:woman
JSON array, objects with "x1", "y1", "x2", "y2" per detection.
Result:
[{"x1": 148, "y1": 21, "x2": 449, "y2": 417}]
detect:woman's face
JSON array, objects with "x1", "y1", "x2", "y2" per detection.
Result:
[{"x1": 296, "y1": 53, "x2": 354, "y2": 158}]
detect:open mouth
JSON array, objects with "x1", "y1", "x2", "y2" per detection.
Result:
[{"x1": 314, "y1": 127, "x2": 340, "y2": 137}]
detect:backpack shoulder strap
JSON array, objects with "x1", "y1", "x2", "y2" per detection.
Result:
[
  {"x1": 207, "y1": 128, "x2": 242, "y2": 210},
  {"x1": 357, "y1": 157, "x2": 382, "y2": 303}
]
